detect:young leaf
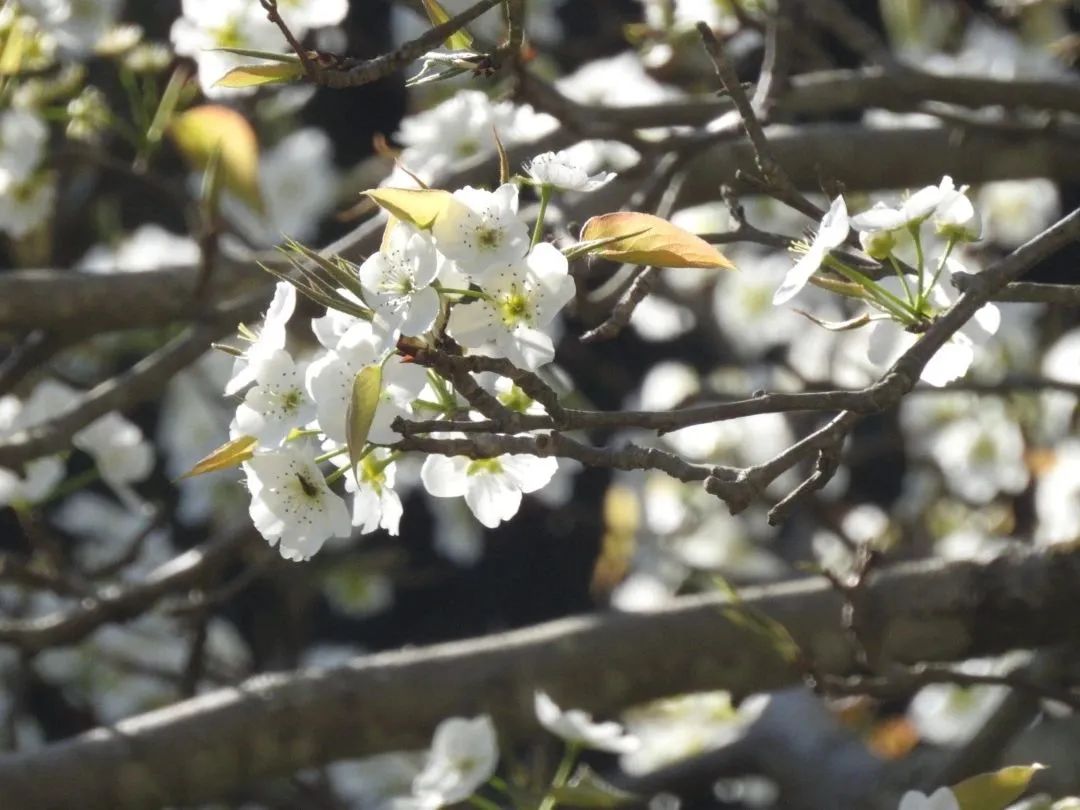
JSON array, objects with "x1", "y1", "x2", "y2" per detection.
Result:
[
  {"x1": 346, "y1": 365, "x2": 383, "y2": 480},
  {"x1": 952, "y1": 764, "x2": 1045, "y2": 810},
  {"x1": 363, "y1": 187, "x2": 455, "y2": 230},
  {"x1": 209, "y1": 47, "x2": 301, "y2": 63},
  {"x1": 421, "y1": 0, "x2": 475, "y2": 50},
  {"x1": 180, "y1": 435, "x2": 257, "y2": 479},
  {"x1": 170, "y1": 105, "x2": 263, "y2": 212},
  {"x1": 215, "y1": 61, "x2": 306, "y2": 88},
  {"x1": 549, "y1": 765, "x2": 638, "y2": 808},
  {"x1": 580, "y1": 212, "x2": 736, "y2": 270}
]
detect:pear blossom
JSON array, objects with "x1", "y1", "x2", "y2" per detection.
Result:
[
  {"x1": 421, "y1": 447, "x2": 558, "y2": 528},
  {"x1": 908, "y1": 657, "x2": 1012, "y2": 745},
  {"x1": 79, "y1": 224, "x2": 200, "y2": 274},
  {"x1": 305, "y1": 320, "x2": 427, "y2": 445},
  {"x1": 0, "y1": 381, "x2": 74, "y2": 506},
  {"x1": 17, "y1": 0, "x2": 122, "y2": 54},
  {"x1": 431, "y1": 184, "x2": 531, "y2": 280},
  {"x1": 524, "y1": 151, "x2": 616, "y2": 192},
  {"x1": 446, "y1": 242, "x2": 575, "y2": 371},
  {"x1": 73, "y1": 412, "x2": 155, "y2": 491},
  {"x1": 898, "y1": 788, "x2": 960, "y2": 810},
  {"x1": 934, "y1": 185, "x2": 981, "y2": 242},
  {"x1": 978, "y1": 179, "x2": 1060, "y2": 248},
  {"x1": 232, "y1": 349, "x2": 316, "y2": 447},
  {"x1": 342, "y1": 448, "x2": 404, "y2": 536},
  {"x1": 225, "y1": 282, "x2": 297, "y2": 396},
  {"x1": 0, "y1": 173, "x2": 56, "y2": 238},
  {"x1": 170, "y1": 0, "x2": 284, "y2": 97},
  {"x1": 411, "y1": 715, "x2": 498, "y2": 807},
  {"x1": 359, "y1": 223, "x2": 442, "y2": 336},
  {"x1": 773, "y1": 196, "x2": 848, "y2": 305},
  {"x1": 244, "y1": 445, "x2": 351, "y2": 561},
  {"x1": 851, "y1": 177, "x2": 956, "y2": 233},
  {"x1": 0, "y1": 108, "x2": 48, "y2": 186},
  {"x1": 923, "y1": 402, "x2": 1029, "y2": 503},
  {"x1": 1035, "y1": 440, "x2": 1080, "y2": 545},
  {"x1": 534, "y1": 691, "x2": 640, "y2": 754}
]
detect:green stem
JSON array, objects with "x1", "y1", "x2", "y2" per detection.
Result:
[
  {"x1": 888, "y1": 254, "x2": 914, "y2": 302},
  {"x1": 437, "y1": 286, "x2": 489, "y2": 300},
  {"x1": 823, "y1": 256, "x2": 919, "y2": 324},
  {"x1": 911, "y1": 224, "x2": 926, "y2": 303},
  {"x1": 532, "y1": 185, "x2": 553, "y2": 249},
  {"x1": 468, "y1": 795, "x2": 503, "y2": 810},
  {"x1": 314, "y1": 446, "x2": 347, "y2": 464},
  {"x1": 538, "y1": 742, "x2": 580, "y2": 810},
  {"x1": 926, "y1": 237, "x2": 957, "y2": 303},
  {"x1": 39, "y1": 466, "x2": 99, "y2": 506}
]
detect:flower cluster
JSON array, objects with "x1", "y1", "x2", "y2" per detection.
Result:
[
  {"x1": 219, "y1": 153, "x2": 614, "y2": 561},
  {"x1": 773, "y1": 176, "x2": 1000, "y2": 387}
]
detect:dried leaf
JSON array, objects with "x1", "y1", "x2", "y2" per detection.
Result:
[
  {"x1": 580, "y1": 212, "x2": 735, "y2": 270},
  {"x1": 181, "y1": 435, "x2": 257, "y2": 479},
  {"x1": 170, "y1": 105, "x2": 262, "y2": 212},
  {"x1": 492, "y1": 126, "x2": 510, "y2": 185}
]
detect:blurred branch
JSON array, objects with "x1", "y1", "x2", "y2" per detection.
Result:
[{"x1": 2, "y1": 544, "x2": 1080, "y2": 809}]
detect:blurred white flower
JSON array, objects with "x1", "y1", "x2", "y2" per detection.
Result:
[
  {"x1": 0, "y1": 381, "x2": 73, "y2": 506},
  {"x1": 534, "y1": 691, "x2": 640, "y2": 753},
  {"x1": 1035, "y1": 440, "x2": 1080, "y2": 545},
  {"x1": 524, "y1": 150, "x2": 616, "y2": 192},
  {"x1": 79, "y1": 224, "x2": 200, "y2": 273},
  {"x1": 73, "y1": 411, "x2": 155, "y2": 491},
  {"x1": 0, "y1": 173, "x2": 56, "y2": 238},
  {"x1": 557, "y1": 52, "x2": 679, "y2": 107},
  {"x1": 0, "y1": 108, "x2": 48, "y2": 186},
  {"x1": 978, "y1": 179, "x2": 1060, "y2": 249},
  {"x1": 411, "y1": 715, "x2": 498, "y2": 808},
  {"x1": 620, "y1": 692, "x2": 767, "y2": 776},
  {"x1": 908, "y1": 658, "x2": 1011, "y2": 745},
  {"x1": 924, "y1": 401, "x2": 1029, "y2": 503},
  {"x1": 18, "y1": 0, "x2": 122, "y2": 54},
  {"x1": 170, "y1": 0, "x2": 283, "y2": 97},
  {"x1": 276, "y1": 0, "x2": 348, "y2": 29},
  {"x1": 630, "y1": 295, "x2": 695, "y2": 342},
  {"x1": 329, "y1": 753, "x2": 427, "y2": 810},
  {"x1": 898, "y1": 787, "x2": 960, "y2": 810}
]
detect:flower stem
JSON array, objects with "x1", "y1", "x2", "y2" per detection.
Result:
[
  {"x1": 468, "y1": 795, "x2": 502, "y2": 810},
  {"x1": 538, "y1": 742, "x2": 580, "y2": 810},
  {"x1": 888, "y1": 255, "x2": 914, "y2": 302},
  {"x1": 824, "y1": 256, "x2": 919, "y2": 324},
  {"x1": 532, "y1": 185, "x2": 553, "y2": 249},
  {"x1": 926, "y1": 237, "x2": 957, "y2": 302},
  {"x1": 438, "y1": 286, "x2": 489, "y2": 300},
  {"x1": 314, "y1": 446, "x2": 347, "y2": 464},
  {"x1": 911, "y1": 224, "x2": 926, "y2": 303}
]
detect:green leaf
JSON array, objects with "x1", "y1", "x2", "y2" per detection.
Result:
[
  {"x1": 180, "y1": 435, "x2": 257, "y2": 479},
  {"x1": 580, "y1": 212, "x2": 736, "y2": 270},
  {"x1": 952, "y1": 764, "x2": 1045, "y2": 810},
  {"x1": 550, "y1": 766, "x2": 638, "y2": 808},
  {"x1": 0, "y1": 17, "x2": 28, "y2": 75},
  {"x1": 209, "y1": 47, "x2": 301, "y2": 63},
  {"x1": 347, "y1": 365, "x2": 383, "y2": 480},
  {"x1": 363, "y1": 187, "x2": 455, "y2": 230},
  {"x1": 421, "y1": 0, "x2": 475, "y2": 50},
  {"x1": 215, "y1": 61, "x2": 306, "y2": 88},
  {"x1": 170, "y1": 105, "x2": 262, "y2": 212}
]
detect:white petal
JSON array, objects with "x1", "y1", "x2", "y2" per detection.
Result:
[
  {"x1": 817, "y1": 196, "x2": 850, "y2": 248},
  {"x1": 500, "y1": 454, "x2": 558, "y2": 494},
  {"x1": 421, "y1": 454, "x2": 470, "y2": 498},
  {"x1": 772, "y1": 245, "x2": 825, "y2": 305},
  {"x1": 503, "y1": 326, "x2": 555, "y2": 371},
  {"x1": 399, "y1": 285, "x2": 440, "y2": 336},
  {"x1": 465, "y1": 473, "x2": 521, "y2": 528}
]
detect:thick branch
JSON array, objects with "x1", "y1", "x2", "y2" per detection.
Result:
[{"x1": 2, "y1": 544, "x2": 1080, "y2": 809}]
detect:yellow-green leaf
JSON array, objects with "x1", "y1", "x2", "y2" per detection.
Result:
[
  {"x1": 214, "y1": 61, "x2": 306, "y2": 88},
  {"x1": 170, "y1": 105, "x2": 262, "y2": 212},
  {"x1": 347, "y1": 365, "x2": 383, "y2": 480},
  {"x1": 180, "y1": 435, "x2": 257, "y2": 479},
  {"x1": 363, "y1": 187, "x2": 455, "y2": 230},
  {"x1": 0, "y1": 17, "x2": 28, "y2": 75},
  {"x1": 421, "y1": 0, "x2": 474, "y2": 50},
  {"x1": 580, "y1": 212, "x2": 736, "y2": 270},
  {"x1": 952, "y1": 764, "x2": 1045, "y2": 810}
]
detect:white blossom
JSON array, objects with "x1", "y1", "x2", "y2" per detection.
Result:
[
  {"x1": 524, "y1": 150, "x2": 616, "y2": 192},
  {"x1": 170, "y1": 0, "x2": 284, "y2": 97},
  {"x1": 73, "y1": 412, "x2": 155, "y2": 491},
  {"x1": 421, "y1": 447, "x2": 558, "y2": 529},
  {"x1": 447, "y1": 242, "x2": 575, "y2": 371},
  {"x1": 0, "y1": 108, "x2": 48, "y2": 186},
  {"x1": 225, "y1": 282, "x2": 297, "y2": 396},
  {"x1": 534, "y1": 691, "x2": 640, "y2": 754},
  {"x1": 923, "y1": 402, "x2": 1029, "y2": 503},
  {"x1": 244, "y1": 444, "x2": 351, "y2": 561},
  {"x1": 18, "y1": 0, "x2": 122, "y2": 54},
  {"x1": 360, "y1": 223, "x2": 441, "y2": 336},
  {"x1": 79, "y1": 224, "x2": 200, "y2": 274},
  {"x1": 432, "y1": 184, "x2": 531, "y2": 280},
  {"x1": 0, "y1": 381, "x2": 73, "y2": 506},
  {"x1": 773, "y1": 196, "x2": 848, "y2": 305},
  {"x1": 1036, "y1": 440, "x2": 1080, "y2": 545},
  {"x1": 851, "y1": 177, "x2": 956, "y2": 233},
  {"x1": 232, "y1": 348, "x2": 316, "y2": 447},
  {"x1": 978, "y1": 179, "x2": 1060, "y2": 249},
  {"x1": 898, "y1": 788, "x2": 960, "y2": 810},
  {"x1": 343, "y1": 448, "x2": 404, "y2": 536},
  {"x1": 0, "y1": 173, "x2": 56, "y2": 238},
  {"x1": 411, "y1": 715, "x2": 498, "y2": 807}
]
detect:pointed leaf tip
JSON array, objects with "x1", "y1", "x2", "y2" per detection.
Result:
[
  {"x1": 181, "y1": 435, "x2": 257, "y2": 479},
  {"x1": 580, "y1": 212, "x2": 736, "y2": 270}
]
